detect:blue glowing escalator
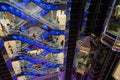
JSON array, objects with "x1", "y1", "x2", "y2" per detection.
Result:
[
  {"x1": 3, "y1": 34, "x2": 64, "y2": 53},
  {"x1": 10, "y1": 55, "x2": 60, "y2": 69},
  {"x1": 0, "y1": 2, "x2": 59, "y2": 30},
  {"x1": 13, "y1": 71, "x2": 45, "y2": 80},
  {"x1": 0, "y1": 2, "x2": 66, "y2": 32},
  {"x1": 11, "y1": 30, "x2": 61, "y2": 49},
  {"x1": 32, "y1": 0, "x2": 59, "y2": 10},
  {"x1": 8, "y1": 55, "x2": 60, "y2": 79}
]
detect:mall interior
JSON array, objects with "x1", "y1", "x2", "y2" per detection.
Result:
[{"x1": 0, "y1": 0, "x2": 120, "y2": 80}]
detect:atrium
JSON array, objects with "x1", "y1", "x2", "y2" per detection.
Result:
[{"x1": 0, "y1": 0, "x2": 120, "y2": 80}]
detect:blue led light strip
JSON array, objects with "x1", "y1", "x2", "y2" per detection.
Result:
[
  {"x1": 22, "y1": 71, "x2": 44, "y2": 77},
  {"x1": 0, "y1": 40, "x2": 4, "y2": 50},
  {"x1": 26, "y1": 63, "x2": 34, "y2": 68},
  {"x1": 17, "y1": 55, "x2": 60, "y2": 68},
  {"x1": 22, "y1": 0, "x2": 30, "y2": 6},
  {"x1": 41, "y1": 51, "x2": 49, "y2": 56},
  {"x1": 12, "y1": 72, "x2": 44, "y2": 80},
  {"x1": 41, "y1": 32, "x2": 50, "y2": 39},
  {"x1": 41, "y1": 24, "x2": 67, "y2": 35},
  {"x1": 10, "y1": 34, "x2": 64, "y2": 53},
  {"x1": 32, "y1": 0, "x2": 58, "y2": 10},
  {"x1": 40, "y1": 66, "x2": 48, "y2": 71},
  {"x1": 80, "y1": 0, "x2": 91, "y2": 36}
]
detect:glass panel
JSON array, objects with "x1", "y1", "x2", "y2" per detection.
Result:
[
  {"x1": 0, "y1": 0, "x2": 71, "y2": 80},
  {"x1": 112, "y1": 60, "x2": 120, "y2": 80},
  {"x1": 106, "y1": 0, "x2": 120, "y2": 35}
]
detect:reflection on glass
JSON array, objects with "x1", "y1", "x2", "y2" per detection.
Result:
[
  {"x1": 108, "y1": 0, "x2": 120, "y2": 35},
  {"x1": 112, "y1": 60, "x2": 120, "y2": 80},
  {"x1": 74, "y1": 37, "x2": 94, "y2": 74},
  {"x1": 113, "y1": 32, "x2": 120, "y2": 51}
]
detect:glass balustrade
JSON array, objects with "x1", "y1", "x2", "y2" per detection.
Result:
[{"x1": 0, "y1": 0, "x2": 69, "y2": 80}]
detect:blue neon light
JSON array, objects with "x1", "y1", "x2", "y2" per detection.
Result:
[
  {"x1": 66, "y1": 10, "x2": 70, "y2": 17},
  {"x1": 10, "y1": 34, "x2": 63, "y2": 53},
  {"x1": 31, "y1": 75, "x2": 36, "y2": 79},
  {"x1": 22, "y1": 71, "x2": 45, "y2": 77},
  {"x1": 17, "y1": 55, "x2": 42, "y2": 63},
  {"x1": 20, "y1": 26, "x2": 27, "y2": 32},
  {"x1": 67, "y1": 1, "x2": 72, "y2": 8},
  {"x1": 82, "y1": 21, "x2": 87, "y2": 26},
  {"x1": 12, "y1": 76, "x2": 17, "y2": 80},
  {"x1": 50, "y1": 30, "x2": 67, "y2": 35},
  {"x1": 32, "y1": 0, "x2": 58, "y2": 10},
  {"x1": 40, "y1": 67, "x2": 48, "y2": 71},
  {"x1": 22, "y1": 0, "x2": 30, "y2": 6},
  {"x1": 1, "y1": 5, "x2": 7, "y2": 10},
  {"x1": 7, "y1": 60, "x2": 12, "y2": 68},
  {"x1": 26, "y1": 63, "x2": 34, "y2": 68},
  {"x1": 25, "y1": 46, "x2": 31, "y2": 51},
  {"x1": 41, "y1": 51, "x2": 49, "y2": 56},
  {"x1": 41, "y1": 24, "x2": 66, "y2": 35},
  {"x1": 45, "y1": 62, "x2": 59, "y2": 68},
  {"x1": 83, "y1": 12, "x2": 88, "y2": 18},
  {"x1": 41, "y1": 32, "x2": 50, "y2": 39},
  {"x1": 66, "y1": 22, "x2": 70, "y2": 28},
  {"x1": 0, "y1": 40, "x2": 4, "y2": 50},
  {"x1": 41, "y1": 24, "x2": 49, "y2": 31},
  {"x1": 17, "y1": 55, "x2": 60, "y2": 68},
  {"x1": 23, "y1": 72, "x2": 36, "y2": 75}
]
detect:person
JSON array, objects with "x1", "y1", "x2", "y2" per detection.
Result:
[
  {"x1": 7, "y1": 23, "x2": 12, "y2": 29},
  {"x1": 32, "y1": 33, "x2": 36, "y2": 38},
  {"x1": 61, "y1": 40, "x2": 64, "y2": 48},
  {"x1": 0, "y1": 22, "x2": 8, "y2": 35}
]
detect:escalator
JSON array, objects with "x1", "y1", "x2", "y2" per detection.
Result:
[
  {"x1": 2, "y1": 34, "x2": 63, "y2": 53},
  {"x1": 0, "y1": 2, "x2": 66, "y2": 36},
  {"x1": 0, "y1": 1, "x2": 61, "y2": 30},
  {"x1": 10, "y1": 55, "x2": 60, "y2": 68},
  {"x1": 15, "y1": 20, "x2": 27, "y2": 30},
  {"x1": 0, "y1": 0, "x2": 67, "y2": 80},
  {"x1": 9, "y1": 30, "x2": 61, "y2": 49},
  {"x1": 6, "y1": 54, "x2": 60, "y2": 79}
]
